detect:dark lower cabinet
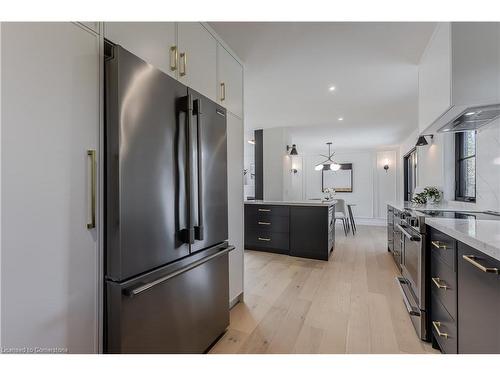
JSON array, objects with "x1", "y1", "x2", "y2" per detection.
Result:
[
  {"x1": 457, "y1": 242, "x2": 500, "y2": 354},
  {"x1": 244, "y1": 203, "x2": 334, "y2": 261},
  {"x1": 289, "y1": 206, "x2": 333, "y2": 261}
]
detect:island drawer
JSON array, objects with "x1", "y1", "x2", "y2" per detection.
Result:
[
  {"x1": 245, "y1": 204, "x2": 290, "y2": 218},
  {"x1": 245, "y1": 230, "x2": 289, "y2": 254},
  {"x1": 431, "y1": 294, "x2": 457, "y2": 354},
  {"x1": 431, "y1": 253, "x2": 457, "y2": 320},
  {"x1": 246, "y1": 214, "x2": 289, "y2": 233},
  {"x1": 429, "y1": 228, "x2": 456, "y2": 270}
]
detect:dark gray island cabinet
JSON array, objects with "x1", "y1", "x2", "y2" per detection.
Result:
[
  {"x1": 244, "y1": 202, "x2": 335, "y2": 261},
  {"x1": 428, "y1": 227, "x2": 500, "y2": 354}
]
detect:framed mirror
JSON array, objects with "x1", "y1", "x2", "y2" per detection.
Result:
[{"x1": 322, "y1": 163, "x2": 353, "y2": 192}]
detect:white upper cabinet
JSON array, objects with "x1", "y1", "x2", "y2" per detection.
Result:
[
  {"x1": 418, "y1": 23, "x2": 451, "y2": 133},
  {"x1": 104, "y1": 22, "x2": 177, "y2": 78},
  {"x1": 177, "y1": 22, "x2": 217, "y2": 101},
  {"x1": 218, "y1": 44, "x2": 243, "y2": 118},
  {"x1": 1, "y1": 22, "x2": 100, "y2": 353},
  {"x1": 418, "y1": 22, "x2": 500, "y2": 133}
]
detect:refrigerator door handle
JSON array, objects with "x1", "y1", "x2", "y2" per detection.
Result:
[
  {"x1": 123, "y1": 246, "x2": 233, "y2": 297},
  {"x1": 178, "y1": 94, "x2": 195, "y2": 244},
  {"x1": 193, "y1": 98, "x2": 204, "y2": 241}
]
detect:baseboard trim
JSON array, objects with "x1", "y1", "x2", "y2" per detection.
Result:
[{"x1": 229, "y1": 292, "x2": 244, "y2": 309}]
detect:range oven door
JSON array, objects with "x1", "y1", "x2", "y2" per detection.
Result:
[{"x1": 396, "y1": 223, "x2": 428, "y2": 340}]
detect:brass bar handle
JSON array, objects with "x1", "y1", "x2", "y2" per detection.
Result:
[
  {"x1": 258, "y1": 208, "x2": 271, "y2": 212},
  {"x1": 258, "y1": 237, "x2": 271, "y2": 242},
  {"x1": 462, "y1": 255, "x2": 499, "y2": 274},
  {"x1": 258, "y1": 221, "x2": 271, "y2": 225},
  {"x1": 432, "y1": 321, "x2": 449, "y2": 339},
  {"x1": 220, "y1": 82, "x2": 226, "y2": 101},
  {"x1": 431, "y1": 240, "x2": 447, "y2": 250},
  {"x1": 431, "y1": 277, "x2": 448, "y2": 290},
  {"x1": 170, "y1": 46, "x2": 178, "y2": 71},
  {"x1": 87, "y1": 149, "x2": 96, "y2": 229},
  {"x1": 179, "y1": 52, "x2": 187, "y2": 76}
]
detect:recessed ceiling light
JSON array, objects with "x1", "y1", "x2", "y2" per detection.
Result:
[
  {"x1": 329, "y1": 86, "x2": 336, "y2": 92},
  {"x1": 338, "y1": 117, "x2": 343, "y2": 121}
]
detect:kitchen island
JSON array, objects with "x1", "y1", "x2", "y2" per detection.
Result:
[{"x1": 244, "y1": 200, "x2": 336, "y2": 261}]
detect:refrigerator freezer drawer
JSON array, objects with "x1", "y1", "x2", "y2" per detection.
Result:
[{"x1": 105, "y1": 248, "x2": 230, "y2": 353}]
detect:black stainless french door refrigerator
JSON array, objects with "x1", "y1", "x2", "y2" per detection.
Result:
[{"x1": 104, "y1": 44, "x2": 231, "y2": 353}]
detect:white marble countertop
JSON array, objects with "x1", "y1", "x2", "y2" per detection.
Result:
[
  {"x1": 425, "y1": 218, "x2": 500, "y2": 262},
  {"x1": 386, "y1": 200, "x2": 484, "y2": 213},
  {"x1": 244, "y1": 200, "x2": 337, "y2": 207}
]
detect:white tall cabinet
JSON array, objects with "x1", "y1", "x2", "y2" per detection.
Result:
[
  {"x1": 177, "y1": 22, "x2": 218, "y2": 101},
  {"x1": 226, "y1": 113, "x2": 244, "y2": 305},
  {"x1": 104, "y1": 22, "x2": 177, "y2": 79},
  {"x1": 217, "y1": 44, "x2": 244, "y2": 119},
  {"x1": 1, "y1": 23, "x2": 100, "y2": 353}
]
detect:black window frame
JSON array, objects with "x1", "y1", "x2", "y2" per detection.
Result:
[
  {"x1": 404, "y1": 148, "x2": 418, "y2": 202},
  {"x1": 455, "y1": 131, "x2": 476, "y2": 202}
]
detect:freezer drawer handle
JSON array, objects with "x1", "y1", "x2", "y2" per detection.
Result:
[
  {"x1": 395, "y1": 277, "x2": 421, "y2": 316},
  {"x1": 123, "y1": 247, "x2": 234, "y2": 297}
]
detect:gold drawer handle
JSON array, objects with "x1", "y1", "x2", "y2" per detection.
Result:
[
  {"x1": 462, "y1": 255, "x2": 499, "y2": 274},
  {"x1": 431, "y1": 277, "x2": 448, "y2": 290},
  {"x1": 258, "y1": 221, "x2": 271, "y2": 225},
  {"x1": 258, "y1": 208, "x2": 271, "y2": 212},
  {"x1": 179, "y1": 52, "x2": 187, "y2": 76},
  {"x1": 432, "y1": 321, "x2": 449, "y2": 339},
  {"x1": 220, "y1": 82, "x2": 226, "y2": 101},
  {"x1": 87, "y1": 149, "x2": 96, "y2": 229},
  {"x1": 431, "y1": 241, "x2": 447, "y2": 250},
  {"x1": 258, "y1": 237, "x2": 271, "y2": 242},
  {"x1": 169, "y1": 46, "x2": 178, "y2": 71}
]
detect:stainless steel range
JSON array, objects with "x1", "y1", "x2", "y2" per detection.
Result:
[{"x1": 395, "y1": 208, "x2": 500, "y2": 341}]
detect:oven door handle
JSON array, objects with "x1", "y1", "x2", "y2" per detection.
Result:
[
  {"x1": 396, "y1": 224, "x2": 421, "y2": 241},
  {"x1": 396, "y1": 277, "x2": 421, "y2": 316}
]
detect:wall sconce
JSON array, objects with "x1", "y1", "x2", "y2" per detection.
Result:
[
  {"x1": 286, "y1": 144, "x2": 298, "y2": 155},
  {"x1": 290, "y1": 168, "x2": 298, "y2": 174},
  {"x1": 415, "y1": 134, "x2": 434, "y2": 147},
  {"x1": 383, "y1": 159, "x2": 390, "y2": 173}
]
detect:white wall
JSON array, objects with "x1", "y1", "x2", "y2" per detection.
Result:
[
  {"x1": 257, "y1": 126, "x2": 399, "y2": 222},
  {"x1": 262, "y1": 127, "x2": 287, "y2": 201},
  {"x1": 399, "y1": 119, "x2": 500, "y2": 212}
]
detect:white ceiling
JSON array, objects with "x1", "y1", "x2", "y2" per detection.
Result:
[{"x1": 210, "y1": 22, "x2": 436, "y2": 148}]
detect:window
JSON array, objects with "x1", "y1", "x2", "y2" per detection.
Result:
[
  {"x1": 404, "y1": 148, "x2": 418, "y2": 201},
  {"x1": 455, "y1": 131, "x2": 476, "y2": 202}
]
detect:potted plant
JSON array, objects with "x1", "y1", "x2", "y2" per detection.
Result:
[{"x1": 411, "y1": 186, "x2": 443, "y2": 205}]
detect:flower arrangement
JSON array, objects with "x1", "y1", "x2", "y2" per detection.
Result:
[
  {"x1": 323, "y1": 188, "x2": 336, "y2": 201},
  {"x1": 411, "y1": 186, "x2": 443, "y2": 205}
]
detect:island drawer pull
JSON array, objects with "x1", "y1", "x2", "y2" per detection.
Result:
[
  {"x1": 258, "y1": 208, "x2": 271, "y2": 212},
  {"x1": 258, "y1": 221, "x2": 271, "y2": 225},
  {"x1": 431, "y1": 241, "x2": 447, "y2": 250},
  {"x1": 258, "y1": 237, "x2": 271, "y2": 242},
  {"x1": 462, "y1": 255, "x2": 499, "y2": 274},
  {"x1": 431, "y1": 277, "x2": 448, "y2": 290},
  {"x1": 432, "y1": 321, "x2": 449, "y2": 339}
]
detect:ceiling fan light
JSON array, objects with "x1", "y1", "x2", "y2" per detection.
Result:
[
  {"x1": 331, "y1": 163, "x2": 341, "y2": 171},
  {"x1": 314, "y1": 164, "x2": 323, "y2": 171}
]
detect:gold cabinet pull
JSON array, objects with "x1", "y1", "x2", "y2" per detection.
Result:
[
  {"x1": 431, "y1": 241, "x2": 447, "y2": 249},
  {"x1": 179, "y1": 52, "x2": 187, "y2": 76},
  {"x1": 462, "y1": 255, "x2": 499, "y2": 274},
  {"x1": 431, "y1": 277, "x2": 448, "y2": 290},
  {"x1": 258, "y1": 221, "x2": 271, "y2": 225},
  {"x1": 169, "y1": 46, "x2": 178, "y2": 71},
  {"x1": 258, "y1": 237, "x2": 271, "y2": 242},
  {"x1": 220, "y1": 82, "x2": 226, "y2": 101},
  {"x1": 87, "y1": 149, "x2": 96, "y2": 229},
  {"x1": 258, "y1": 208, "x2": 271, "y2": 212},
  {"x1": 432, "y1": 321, "x2": 449, "y2": 339}
]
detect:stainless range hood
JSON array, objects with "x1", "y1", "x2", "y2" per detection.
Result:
[{"x1": 438, "y1": 104, "x2": 500, "y2": 133}]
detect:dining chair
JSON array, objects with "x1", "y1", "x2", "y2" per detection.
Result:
[
  {"x1": 347, "y1": 203, "x2": 356, "y2": 234},
  {"x1": 334, "y1": 198, "x2": 350, "y2": 236}
]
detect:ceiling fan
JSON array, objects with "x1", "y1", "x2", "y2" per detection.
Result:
[{"x1": 314, "y1": 142, "x2": 341, "y2": 171}]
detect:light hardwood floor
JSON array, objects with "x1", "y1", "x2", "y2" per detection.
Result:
[{"x1": 210, "y1": 225, "x2": 439, "y2": 354}]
